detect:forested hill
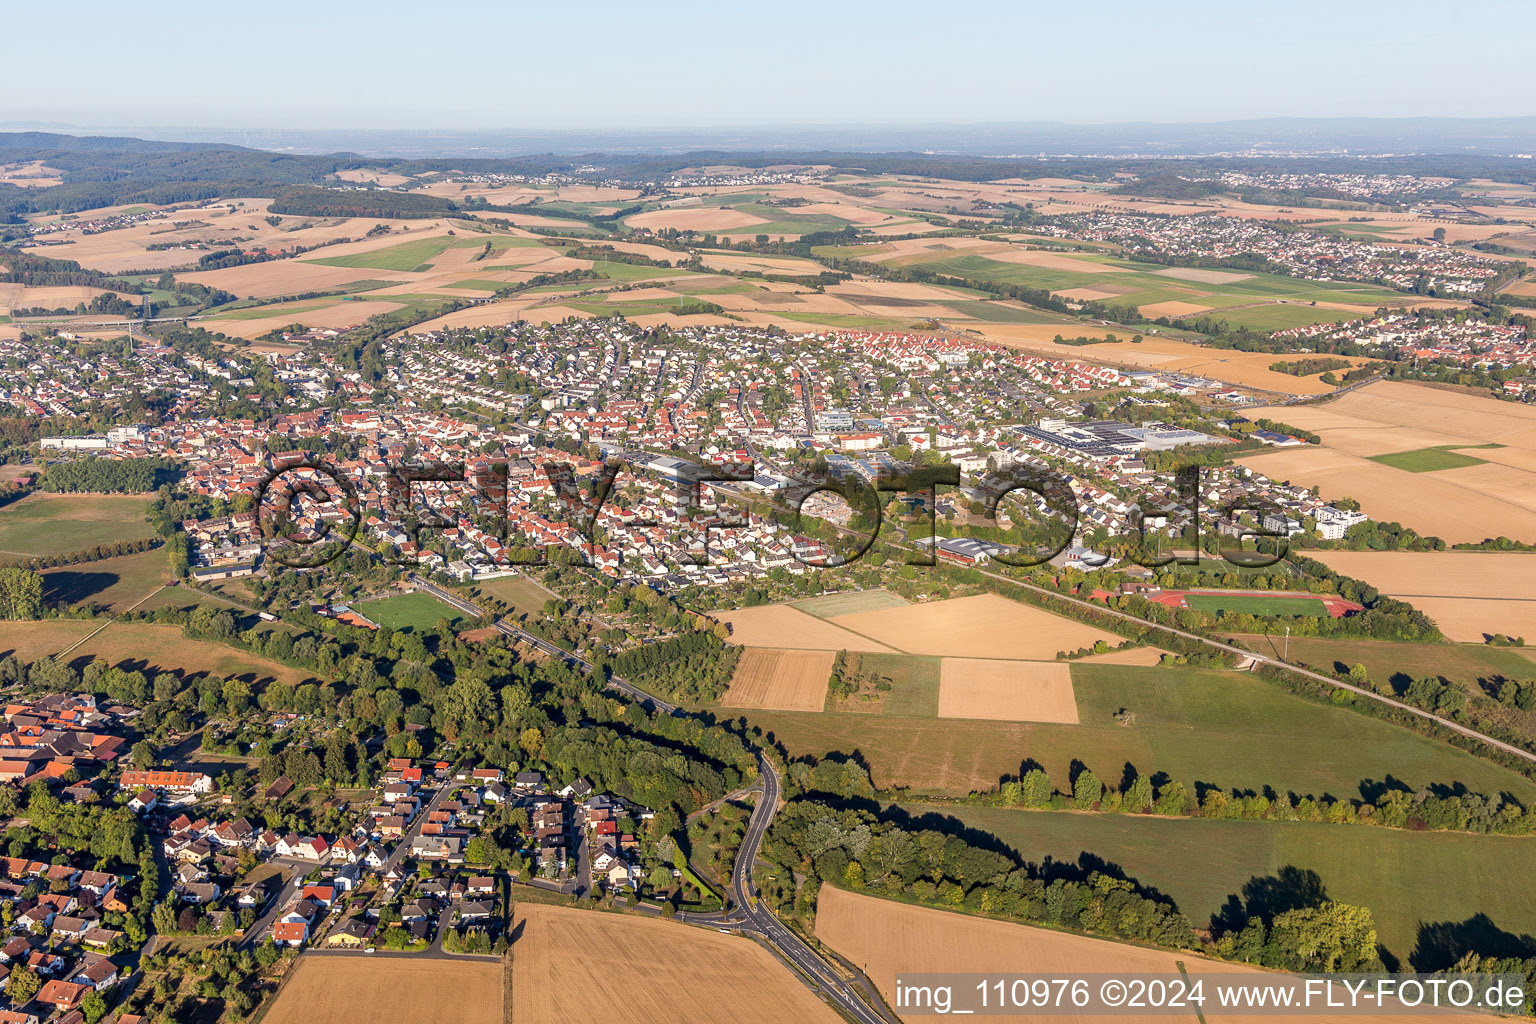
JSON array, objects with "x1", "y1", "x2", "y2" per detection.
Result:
[{"x1": 6, "y1": 130, "x2": 1536, "y2": 222}]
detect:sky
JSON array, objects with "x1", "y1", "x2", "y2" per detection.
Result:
[{"x1": 7, "y1": 0, "x2": 1536, "y2": 130}]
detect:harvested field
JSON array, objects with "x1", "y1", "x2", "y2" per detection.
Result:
[
  {"x1": 712, "y1": 604, "x2": 895, "y2": 652},
  {"x1": 1258, "y1": 381, "x2": 1536, "y2": 451},
  {"x1": 700, "y1": 252, "x2": 828, "y2": 275},
  {"x1": 180, "y1": 261, "x2": 405, "y2": 298},
  {"x1": 976, "y1": 324, "x2": 1360, "y2": 395},
  {"x1": 1070, "y1": 645, "x2": 1169, "y2": 666},
  {"x1": 1307, "y1": 550, "x2": 1536, "y2": 642},
  {"x1": 1138, "y1": 299, "x2": 1211, "y2": 318},
  {"x1": 937, "y1": 658, "x2": 1078, "y2": 722},
  {"x1": 1239, "y1": 447, "x2": 1536, "y2": 543},
  {"x1": 1152, "y1": 266, "x2": 1254, "y2": 284},
  {"x1": 986, "y1": 248, "x2": 1129, "y2": 273},
  {"x1": 1246, "y1": 381, "x2": 1536, "y2": 541},
  {"x1": 511, "y1": 902, "x2": 840, "y2": 1024},
  {"x1": 1054, "y1": 286, "x2": 1131, "y2": 302},
  {"x1": 816, "y1": 887, "x2": 1500, "y2": 1024},
  {"x1": 265, "y1": 956, "x2": 500, "y2": 1024},
  {"x1": 829, "y1": 594, "x2": 1121, "y2": 660},
  {"x1": 333, "y1": 168, "x2": 412, "y2": 187},
  {"x1": 721, "y1": 648, "x2": 834, "y2": 711}
]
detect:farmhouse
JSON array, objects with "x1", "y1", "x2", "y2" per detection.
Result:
[{"x1": 117, "y1": 770, "x2": 213, "y2": 795}]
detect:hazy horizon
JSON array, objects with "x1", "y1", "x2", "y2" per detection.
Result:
[{"x1": 8, "y1": 0, "x2": 1536, "y2": 131}]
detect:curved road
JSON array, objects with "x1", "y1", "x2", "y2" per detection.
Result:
[{"x1": 731, "y1": 756, "x2": 893, "y2": 1024}]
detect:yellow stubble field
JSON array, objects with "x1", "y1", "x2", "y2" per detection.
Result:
[
  {"x1": 937, "y1": 658, "x2": 1079, "y2": 723},
  {"x1": 511, "y1": 902, "x2": 841, "y2": 1024},
  {"x1": 815, "y1": 887, "x2": 1498, "y2": 1024},
  {"x1": 828, "y1": 594, "x2": 1121, "y2": 660},
  {"x1": 1306, "y1": 550, "x2": 1536, "y2": 642},
  {"x1": 722, "y1": 647, "x2": 835, "y2": 711},
  {"x1": 712, "y1": 604, "x2": 896, "y2": 653},
  {"x1": 264, "y1": 954, "x2": 501, "y2": 1024}
]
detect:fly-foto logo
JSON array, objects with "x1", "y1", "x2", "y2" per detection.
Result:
[{"x1": 251, "y1": 455, "x2": 1287, "y2": 570}]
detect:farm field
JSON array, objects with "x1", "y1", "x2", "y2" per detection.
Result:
[
  {"x1": 41, "y1": 547, "x2": 169, "y2": 613},
  {"x1": 1240, "y1": 446, "x2": 1536, "y2": 544},
  {"x1": 0, "y1": 620, "x2": 314, "y2": 685},
  {"x1": 265, "y1": 957, "x2": 500, "y2": 1024},
  {"x1": 817, "y1": 886, "x2": 1506, "y2": 1024},
  {"x1": 511, "y1": 902, "x2": 841, "y2": 1024},
  {"x1": 1183, "y1": 593, "x2": 1329, "y2": 617},
  {"x1": 816, "y1": 886, "x2": 1485, "y2": 1024},
  {"x1": 1245, "y1": 381, "x2": 1536, "y2": 543},
  {"x1": 304, "y1": 234, "x2": 464, "y2": 271},
  {"x1": 721, "y1": 648, "x2": 834, "y2": 711},
  {"x1": 1369, "y1": 445, "x2": 1498, "y2": 473},
  {"x1": 873, "y1": 243, "x2": 1406, "y2": 320},
  {"x1": 918, "y1": 804, "x2": 1536, "y2": 965},
  {"x1": 743, "y1": 663, "x2": 1536, "y2": 799},
  {"x1": 937, "y1": 658, "x2": 1078, "y2": 723},
  {"x1": 790, "y1": 589, "x2": 909, "y2": 618},
  {"x1": 475, "y1": 573, "x2": 555, "y2": 615},
  {"x1": 1230, "y1": 633, "x2": 1536, "y2": 704},
  {"x1": 1071, "y1": 645, "x2": 1169, "y2": 666},
  {"x1": 355, "y1": 591, "x2": 466, "y2": 632},
  {"x1": 712, "y1": 604, "x2": 896, "y2": 652},
  {"x1": 973, "y1": 322, "x2": 1378, "y2": 395},
  {"x1": 828, "y1": 593, "x2": 1122, "y2": 660},
  {"x1": 0, "y1": 492, "x2": 155, "y2": 558},
  {"x1": 1306, "y1": 550, "x2": 1536, "y2": 642}
]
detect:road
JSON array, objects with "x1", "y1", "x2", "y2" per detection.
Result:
[
  {"x1": 242, "y1": 769, "x2": 457, "y2": 948},
  {"x1": 731, "y1": 755, "x2": 894, "y2": 1024}
]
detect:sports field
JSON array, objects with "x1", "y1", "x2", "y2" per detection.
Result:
[
  {"x1": 920, "y1": 804, "x2": 1536, "y2": 963},
  {"x1": 0, "y1": 492, "x2": 155, "y2": 559},
  {"x1": 742, "y1": 663, "x2": 1536, "y2": 799},
  {"x1": 511, "y1": 902, "x2": 841, "y2": 1024},
  {"x1": 1183, "y1": 594, "x2": 1329, "y2": 617},
  {"x1": 721, "y1": 648, "x2": 834, "y2": 712},
  {"x1": 355, "y1": 591, "x2": 466, "y2": 632},
  {"x1": 265, "y1": 957, "x2": 500, "y2": 1024}
]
